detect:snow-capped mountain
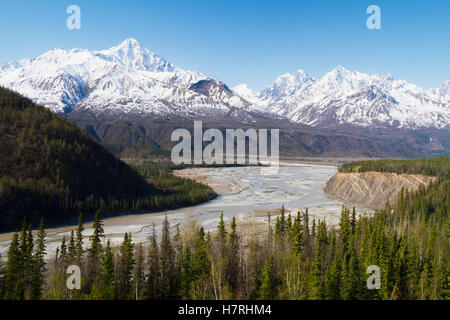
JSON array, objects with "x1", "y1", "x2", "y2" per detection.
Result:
[
  {"x1": 1, "y1": 40, "x2": 448, "y2": 130},
  {"x1": 0, "y1": 38, "x2": 251, "y2": 118},
  {"x1": 233, "y1": 66, "x2": 450, "y2": 129}
]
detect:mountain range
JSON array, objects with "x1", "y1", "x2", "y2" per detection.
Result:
[
  {"x1": 0, "y1": 38, "x2": 253, "y2": 119},
  {"x1": 0, "y1": 38, "x2": 449, "y2": 158},
  {"x1": 232, "y1": 68, "x2": 450, "y2": 129}
]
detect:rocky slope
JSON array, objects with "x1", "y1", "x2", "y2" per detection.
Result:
[{"x1": 324, "y1": 171, "x2": 437, "y2": 209}]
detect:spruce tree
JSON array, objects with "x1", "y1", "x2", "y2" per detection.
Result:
[
  {"x1": 191, "y1": 227, "x2": 210, "y2": 298},
  {"x1": 67, "y1": 230, "x2": 76, "y2": 264},
  {"x1": 23, "y1": 224, "x2": 34, "y2": 298},
  {"x1": 117, "y1": 232, "x2": 134, "y2": 299},
  {"x1": 275, "y1": 205, "x2": 287, "y2": 239},
  {"x1": 173, "y1": 226, "x2": 183, "y2": 294},
  {"x1": 17, "y1": 220, "x2": 29, "y2": 299},
  {"x1": 31, "y1": 218, "x2": 46, "y2": 300},
  {"x1": 292, "y1": 211, "x2": 303, "y2": 256},
  {"x1": 101, "y1": 239, "x2": 115, "y2": 299},
  {"x1": 258, "y1": 255, "x2": 275, "y2": 300},
  {"x1": 181, "y1": 246, "x2": 192, "y2": 298},
  {"x1": 310, "y1": 220, "x2": 327, "y2": 299},
  {"x1": 216, "y1": 212, "x2": 227, "y2": 241},
  {"x1": 310, "y1": 255, "x2": 323, "y2": 299},
  {"x1": 145, "y1": 230, "x2": 160, "y2": 299},
  {"x1": 59, "y1": 236, "x2": 68, "y2": 269},
  {"x1": 75, "y1": 212, "x2": 84, "y2": 263},
  {"x1": 227, "y1": 217, "x2": 239, "y2": 298},
  {"x1": 134, "y1": 243, "x2": 144, "y2": 300},
  {"x1": 4, "y1": 232, "x2": 20, "y2": 300},
  {"x1": 160, "y1": 215, "x2": 173, "y2": 299},
  {"x1": 87, "y1": 210, "x2": 104, "y2": 288},
  {"x1": 325, "y1": 253, "x2": 342, "y2": 299}
]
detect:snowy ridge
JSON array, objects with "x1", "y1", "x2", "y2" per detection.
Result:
[
  {"x1": 232, "y1": 66, "x2": 450, "y2": 129},
  {"x1": 0, "y1": 39, "x2": 448, "y2": 129},
  {"x1": 0, "y1": 38, "x2": 251, "y2": 118}
]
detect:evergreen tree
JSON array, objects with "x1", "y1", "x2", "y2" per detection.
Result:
[
  {"x1": 180, "y1": 246, "x2": 192, "y2": 298},
  {"x1": 160, "y1": 215, "x2": 174, "y2": 298},
  {"x1": 275, "y1": 205, "x2": 287, "y2": 239},
  {"x1": 67, "y1": 230, "x2": 76, "y2": 264},
  {"x1": 23, "y1": 224, "x2": 34, "y2": 299},
  {"x1": 17, "y1": 220, "x2": 29, "y2": 299},
  {"x1": 310, "y1": 255, "x2": 323, "y2": 299},
  {"x1": 59, "y1": 236, "x2": 68, "y2": 268},
  {"x1": 325, "y1": 253, "x2": 342, "y2": 299},
  {"x1": 4, "y1": 232, "x2": 20, "y2": 300},
  {"x1": 173, "y1": 226, "x2": 183, "y2": 295},
  {"x1": 101, "y1": 240, "x2": 115, "y2": 299},
  {"x1": 227, "y1": 217, "x2": 239, "y2": 298},
  {"x1": 87, "y1": 210, "x2": 104, "y2": 288},
  {"x1": 216, "y1": 212, "x2": 227, "y2": 241},
  {"x1": 258, "y1": 255, "x2": 276, "y2": 300},
  {"x1": 31, "y1": 218, "x2": 46, "y2": 300},
  {"x1": 191, "y1": 227, "x2": 210, "y2": 299},
  {"x1": 75, "y1": 212, "x2": 84, "y2": 263},
  {"x1": 117, "y1": 232, "x2": 134, "y2": 299},
  {"x1": 134, "y1": 243, "x2": 145, "y2": 300},
  {"x1": 310, "y1": 220, "x2": 328, "y2": 299},
  {"x1": 291, "y1": 211, "x2": 303, "y2": 256},
  {"x1": 145, "y1": 229, "x2": 160, "y2": 299}
]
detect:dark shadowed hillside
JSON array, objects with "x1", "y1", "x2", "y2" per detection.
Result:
[
  {"x1": 0, "y1": 87, "x2": 215, "y2": 231},
  {"x1": 66, "y1": 109, "x2": 449, "y2": 160}
]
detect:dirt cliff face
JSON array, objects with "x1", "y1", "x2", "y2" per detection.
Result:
[{"x1": 324, "y1": 172, "x2": 437, "y2": 209}]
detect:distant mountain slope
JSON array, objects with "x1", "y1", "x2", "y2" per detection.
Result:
[
  {"x1": 0, "y1": 87, "x2": 215, "y2": 231},
  {"x1": 0, "y1": 38, "x2": 254, "y2": 120},
  {"x1": 4, "y1": 39, "x2": 448, "y2": 131},
  {"x1": 234, "y1": 66, "x2": 450, "y2": 129}
]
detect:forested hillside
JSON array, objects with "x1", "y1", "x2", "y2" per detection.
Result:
[
  {"x1": 0, "y1": 87, "x2": 215, "y2": 231},
  {"x1": 339, "y1": 157, "x2": 450, "y2": 178}
]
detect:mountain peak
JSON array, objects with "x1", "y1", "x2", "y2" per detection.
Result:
[
  {"x1": 98, "y1": 38, "x2": 175, "y2": 72},
  {"x1": 108, "y1": 38, "x2": 143, "y2": 54},
  {"x1": 260, "y1": 69, "x2": 314, "y2": 99},
  {"x1": 329, "y1": 65, "x2": 352, "y2": 76},
  {"x1": 274, "y1": 69, "x2": 313, "y2": 85},
  {"x1": 294, "y1": 69, "x2": 314, "y2": 82},
  {"x1": 117, "y1": 38, "x2": 141, "y2": 49}
]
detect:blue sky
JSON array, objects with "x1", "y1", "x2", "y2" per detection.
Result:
[{"x1": 0, "y1": 0, "x2": 449, "y2": 91}]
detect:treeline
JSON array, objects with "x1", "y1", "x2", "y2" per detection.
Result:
[
  {"x1": 0, "y1": 87, "x2": 216, "y2": 231},
  {"x1": 339, "y1": 157, "x2": 450, "y2": 179},
  {"x1": 131, "y1": 161, "x2": 217, "y2": 210}
]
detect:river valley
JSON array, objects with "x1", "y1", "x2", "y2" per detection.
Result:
[{"x1": 0, "y1": 164, "x2": 373, "y2": 258}]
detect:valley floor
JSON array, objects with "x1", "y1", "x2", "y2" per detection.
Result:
[{"x1": 0, "y1": 163, "x2": 372, "y2": 259}]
